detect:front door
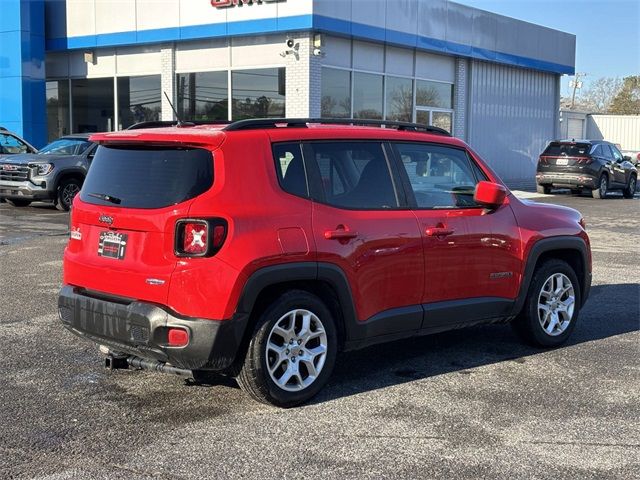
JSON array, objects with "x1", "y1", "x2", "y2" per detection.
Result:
[
  {"x1": 303, "y1": 141, "x2": 425, "y2": 330},
  {"x1": 390, "y1": 142, "x2": 520, "y2": 326}
]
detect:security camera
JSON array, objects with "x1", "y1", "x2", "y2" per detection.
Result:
[{"x1": 286, "y1": 38, "x2": 295, "y2": 49}]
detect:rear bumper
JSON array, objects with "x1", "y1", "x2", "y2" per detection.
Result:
[
  {"x1": 536, "y1": 172, "x2": 597, "y2": 189},
  {"x1": 58, "y1": 285, "x2": 248, "y2": 371},
  {"x1": 0, "y1": 180, "x2": 52, "y2": 200}
]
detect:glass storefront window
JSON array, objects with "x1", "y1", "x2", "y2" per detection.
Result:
[
  {"x1": 231, "y1": 68, "x2": 285, "y2": 120},
  {"x1": 353, "y1": 72, "x2": 383, "y2": 120},
  {"x1": 71, "y1": 78, "x2": 115, "y2": 133},
  {"x1": 46, "y1": 80, "x2": 70, "y2": 141},
  {"x1": 416, "y1": 80, "x2": 453, "y2": 109},
  {"x1": 321, "y1": 68, "x2": 351, "y2": 118},
  {"x1": 432, "y1": 111, "x2": 452, "y2": 133},
  {"x1": 117, "y1": 75, "x2": 161, "y2": 129},
  {"x1": 385, "y1": 76, "x2": 413, "y2": 122},
  {"x1": 176, "y1": 71, "x2": 228, "y2": 121}
]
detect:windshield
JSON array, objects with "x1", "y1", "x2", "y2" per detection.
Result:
[
  {"x1": 80, "y1": 146, "x2": 214, "y2": 209},
  {"x1": 0, "y1": 132, "x2": 30, "y2": 154},
  {"x1": 39, "y1": 138, "x2": 92, "y2": 156}
]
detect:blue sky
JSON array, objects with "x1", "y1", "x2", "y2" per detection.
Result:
[{"x1": 457, "y1": 0, "x2": 640, "y2": 96}]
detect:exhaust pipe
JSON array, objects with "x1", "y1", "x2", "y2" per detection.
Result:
[
  {"x1": 104, "y1": 352, "x2": 192, "y2": 377},
  {"x1": 127, "y1": 356, "x2": 193, "y2": 377}
]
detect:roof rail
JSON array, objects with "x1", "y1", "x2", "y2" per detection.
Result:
[
  {"x1": 223, "y1": 118, "x2": 451, "y2": 136},
  {"x1": 126, "y1": 120, "x2": 231, "y2": 130}
]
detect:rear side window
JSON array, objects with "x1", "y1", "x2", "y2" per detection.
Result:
[
  {"x1": 543, "y1": 143, "x2": 590, "y2": 157},
  {"x1": 80, "y1": 146, "x2": 213, "y2": 209},
  {"x1": 305, "y1": 142, "x2": 399, "y2": 210},
  {"x1": 273, "y1": 143, "x2": 308, "y2": 198}
]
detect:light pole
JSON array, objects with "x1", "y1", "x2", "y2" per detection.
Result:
[{"x1": 569, "y1": 73, "x2": 587, "y2": 109}]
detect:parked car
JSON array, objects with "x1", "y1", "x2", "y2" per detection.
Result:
[
  {"x1": 621, "y1": 149, "x2": 640, "y2": 168},
  {"x1": 0, "y1": 127, "x2": 37, "y2": 156},
  {"x1": 0, "y1": 134, "x2": 97, "y2": 210},
  {"x1": 58, "y1": 118, "x2": 592, "y2": 407},
  {"x1": 536, "y1": 140, "x2": 638, "y2": 199}
]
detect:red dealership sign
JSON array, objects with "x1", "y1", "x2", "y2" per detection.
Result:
[{"x1": 212, "y1": 0, "x2": 283, "y2": 7}]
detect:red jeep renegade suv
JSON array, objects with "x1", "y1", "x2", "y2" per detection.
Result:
[{"x1": 58, "y1": 118, "x2": 592, "y2": 407}]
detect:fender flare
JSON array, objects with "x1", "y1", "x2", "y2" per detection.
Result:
[{"x1": 512, "y1": 236, "x2": 591, "y2": 316}]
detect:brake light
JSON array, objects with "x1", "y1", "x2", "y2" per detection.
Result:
[
  {"x1": 539, "y1": 156, "x2": 547, "y2": 164},
  {"x1": 183, "y1": 221, "x2": 208, "y2": 255},
  {"x1": 575, "y1": 157, "x2": 592, "y2": 165},
  {"x1": 175, "y1": 218, "x2": 227, "y2": 257}
]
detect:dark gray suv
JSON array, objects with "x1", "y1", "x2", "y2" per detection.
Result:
[
  {"x1": 536, "y1": 140, "x2": 638, "y2": 199},
  {"x1": 0, "y1": 134, "x2": 96, "y2": 210}
]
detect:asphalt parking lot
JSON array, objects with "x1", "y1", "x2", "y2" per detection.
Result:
[{"x1": 1, "y1": 191, "x2": 638, "y2": 480}]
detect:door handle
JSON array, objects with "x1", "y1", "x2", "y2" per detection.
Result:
[
  {"x1": 324, "y1": 226, "x2": 358, "y2": 240},
  {"x1": 425, "y1": 226, "x2": 454, "y2": 237}
]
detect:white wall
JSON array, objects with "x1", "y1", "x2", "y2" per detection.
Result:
[{"x1": 587, "y1": 115, "x2": 640, "y2": 151}]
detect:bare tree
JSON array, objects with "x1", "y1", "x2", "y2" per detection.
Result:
[
  {"x1": 581, "y1": 77, "x2": 623, "y2": 113},
  {"x1": 609, "y1": 76, "x2": 640, "y2": 115}
]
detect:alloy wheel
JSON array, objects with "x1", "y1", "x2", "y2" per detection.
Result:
[
  {"x1": 63, "y1": 183, "x2": 80, "y2": 208},
  {"x1": 537, "y1": 273, "x2": 575, "y2": 336},
  {"x1": 599, "y1": 177, "x2": 607, "y2": 197},
  {"x1": 265, "y1": 309, "x2": 328, "y2": 392}
]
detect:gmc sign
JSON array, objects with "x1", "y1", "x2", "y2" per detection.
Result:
[{"x1": 212, "y1": 0, "x2": 284, "y2": 7}]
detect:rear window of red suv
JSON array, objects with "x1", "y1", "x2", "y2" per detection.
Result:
[
  {"x1": 542, "y1": 142, "x2": 590, "y2": 157},
  {"x1": 80, "y1": 146, "x2": 213, "y2": 209}
]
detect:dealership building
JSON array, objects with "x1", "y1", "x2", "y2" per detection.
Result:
[{"x1": 2, "y1": 0, "x2": 575, "y2": 186}]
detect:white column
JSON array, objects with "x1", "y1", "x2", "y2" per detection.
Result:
[
  {"x1": 453, "y1": 57, "x2": 468, "y2": 140},
  {"x1": 160, "y1": 44, "x2": 176, "y2": 121},
  {"x1": 284, "y1": 33, "x2": 321, "y2": 118}
]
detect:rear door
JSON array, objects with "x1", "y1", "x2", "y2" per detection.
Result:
[
  {"x1": 606, "y1": 144, "x2": 628, "y2": 185},
  {"x1": 65, "y1": 145, "x2": 214, "y2": 304},
  {"x1": 303, "y1": 141, "x2": 424, "y2": 331}
]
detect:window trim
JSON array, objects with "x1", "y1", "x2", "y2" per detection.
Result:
[
  {"x1": 301, "y1": 140, "x2": 409, "y2": 211},
  {"x1": 388, "y1": 141, "x2": 487, "y2": 211}
]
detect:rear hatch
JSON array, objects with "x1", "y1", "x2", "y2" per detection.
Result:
[
  {"x1": 539, "y1": 142, "x2": 591, "y2": 172},
  {"x1": 64, "y1": 144, "x2": 215, "y2": 304}
]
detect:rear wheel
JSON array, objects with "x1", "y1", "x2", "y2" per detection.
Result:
[
  {"x1": 6, "y1": 199, "x2": 31, "y2": 207},
  {"x1": 623, "y1": 175, "x2": 637, "y2": 199},
  {"x1": 536, "y1": 185, "x2": 551, "y2": 194},
  {"x1": 513, "y1": 259, "x2": 581, "y2": 347},
  {"x1": 56, "y1": 178, "x2": 82, "y2": 211},
  {"x1": 591, "y1": 174, "x2": 608, "y2": 199},
  {"x1": 237, "y1": 291, "x2": 338, "y2": 407}
]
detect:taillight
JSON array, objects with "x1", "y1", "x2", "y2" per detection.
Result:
[
  {"x1": 539, "y1": 156, "x2": 547, "y2": 164},
  {"x1": 576, "y1": 157, "x2": 592, "y2": 165},
  {"x1": 167, "y1": 328, "x2": 189, "y2": 347},
  {"x1": 175, "y1": 218, "x2": 227, "y2": 257}
]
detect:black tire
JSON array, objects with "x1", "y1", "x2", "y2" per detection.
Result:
[
  {"x1": 622, "y1": 175, "x2": 637, "y2": 199},
  {"x1": 512, "y1": 259, "x2": 581, "y2": 348},
  {"x1": 6, "y1": 199, "x2": 31, "y2": 207},
  {"x1": 591, "y1": 174, "x2": 608, "y2": 199},
  {"x1": 55, "y1": 178, "x2": 82, "y2": 211},
  {"x1": 536, "y1": 185, "x2": 551, "y2": 194},
  {"x1": 237, "y1": 290, "x2": 338, "y2": 407}
]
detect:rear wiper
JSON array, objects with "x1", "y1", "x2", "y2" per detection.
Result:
[{"x1": 87, "y1": 192, "x2": 122, "y2": 205}]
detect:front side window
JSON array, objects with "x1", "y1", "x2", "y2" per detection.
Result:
[
  {"x1": 394, "y1": 143, "x2": 482, "y2": 209},
  {"x1": 0, "y1": 133, "x2": 29, "y2": 154},
  {"x1": 306, "y1": 142, "x2": 398, "y2": 210},
  {"x1": 609, "y1": 144, "x2": 623, "y2": 161}
]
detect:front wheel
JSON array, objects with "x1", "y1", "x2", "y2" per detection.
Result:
[
  {"x1": 591, "y1": 175, "x2": 608, "y2": 199},
  {"x1": 56, "y1": 178, "x2": 82, "y2": 211},
  {"x1": 513, "y1": 259, "x2": 581, "y2": 347},
  {"x1": 623, "y1": 175, "x2": 637, "y2": 199},
  {"x1": 237, "y1": 291, "x2": 338, "y2": 407}
]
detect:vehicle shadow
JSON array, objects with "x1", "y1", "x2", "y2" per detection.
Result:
[{"x1": 311, "y1": 283, "x2": 639, "y2": 404}]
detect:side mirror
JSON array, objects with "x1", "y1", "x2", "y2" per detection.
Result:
[
  {"x1": 623, "y1": 155, "x2": 631, "y2": 162},
  {"x1": 474, "y1": 181, "x2": 507, "y2": 209}
]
